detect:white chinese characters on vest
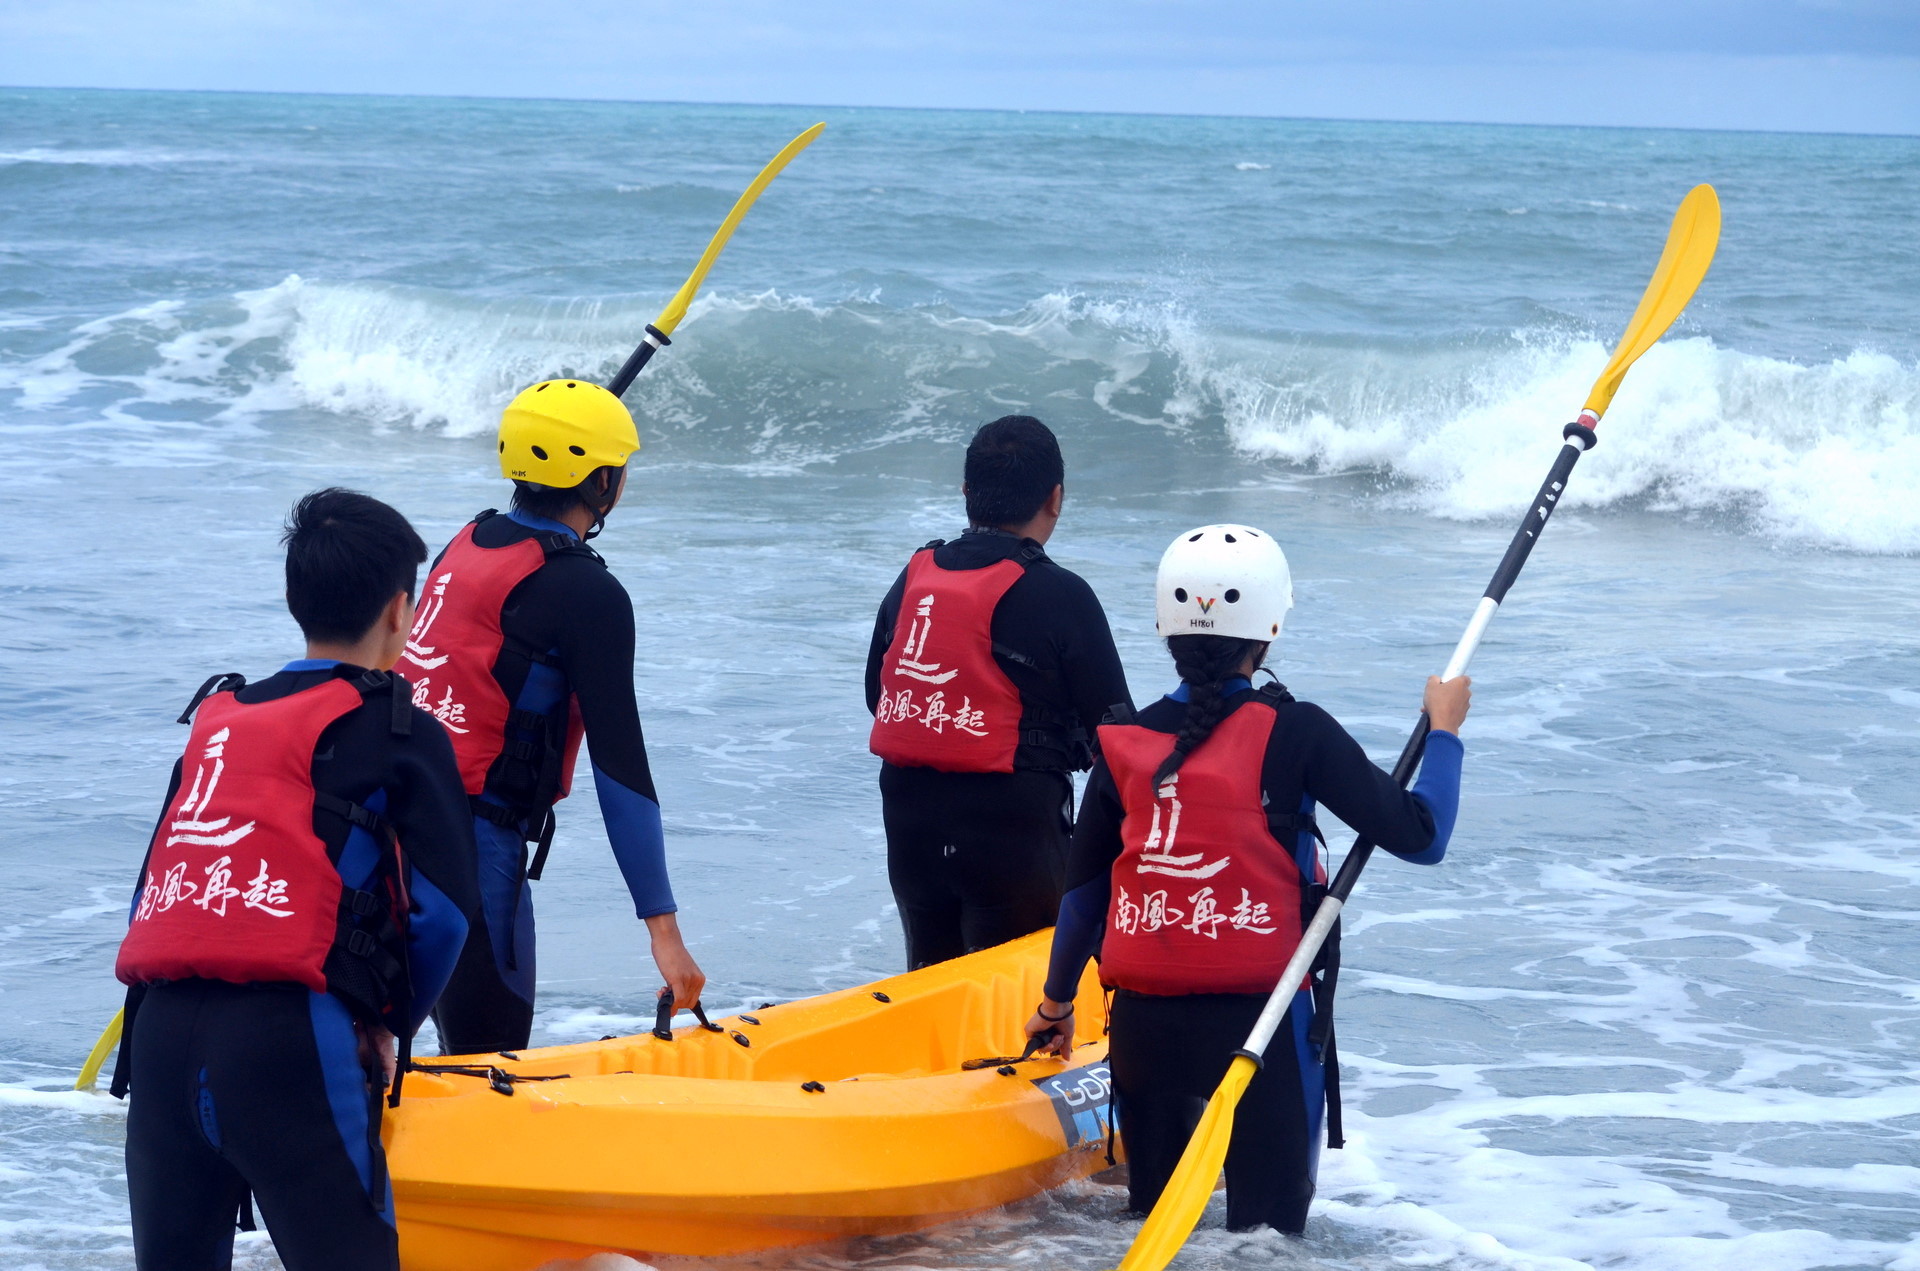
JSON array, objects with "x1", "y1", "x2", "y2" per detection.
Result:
[
  {"x1": 400, "y1": 569, "x2": 470, "y2": 734},
  {"x1": 136, "y1": 726, "x2": 294, "y2": 923},
  {"x1": 1114, "y1": 772, "x2": 1277, "y2": 939},
  {"x1": 877, "y1": 593, "x2": 990, "y2": 738}
]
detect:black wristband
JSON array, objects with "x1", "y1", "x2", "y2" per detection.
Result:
[{"x1": 1037, "y1": 1001, "x2": 1075, "y2": 1023}]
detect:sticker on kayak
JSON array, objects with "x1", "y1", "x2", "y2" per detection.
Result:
[{"x1": 1032, "y1": 1061, "x2": 1114, "y2": 1149}]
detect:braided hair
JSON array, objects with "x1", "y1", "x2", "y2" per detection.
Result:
[{"x1": 1152, "y1": 634, "x2": 1264, "y2": 787}]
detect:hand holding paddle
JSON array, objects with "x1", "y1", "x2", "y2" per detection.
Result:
[
  {"x1": 1109, "y1": 183, "x2": 1721, "y2": 1271},
  {"x1": 1424, "y1": 674, "x2": 1472, "y2": 734}
]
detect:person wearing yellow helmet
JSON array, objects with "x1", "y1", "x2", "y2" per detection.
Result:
[{"x1": 401, "y1": 379, "x2": 705, "y2": 1055}]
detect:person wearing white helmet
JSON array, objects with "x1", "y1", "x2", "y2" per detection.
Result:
[
  {"x1": 405, "y1": 380, "x2": 704, "y2": 1055},
  {"x1": 1024, "y1": 523, "x2": 1471, "y2": 1235}
]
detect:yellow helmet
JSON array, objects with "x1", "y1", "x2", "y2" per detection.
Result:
[{"x1": 497, "y1": 379, "x2": 640, "y2": 488}]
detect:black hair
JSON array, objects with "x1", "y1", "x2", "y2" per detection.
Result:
[
  {"x1": 282, "y1": 488, "x2": 428, "y2": 644},
  {"x1": 509, "y1": 465, "x2": 626, "y2": 540},
  {"x1": 964, "y1": 415, "x2": 1064, "y2": 529},
  {"x1": 1152, "y1": 634, "x2": 1266, "y2": 787}
]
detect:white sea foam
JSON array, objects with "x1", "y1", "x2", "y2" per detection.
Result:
[
  {"x1": 0, "y1": 1083, "x2": 124, "y2": 1114},
  {"x1": 0, "y1": 147, "x2": 215, "y2": 167},
  {"x1": 5, "y1": 282, "x2": 1917, "y2": 551}
]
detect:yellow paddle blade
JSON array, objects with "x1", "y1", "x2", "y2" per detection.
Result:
[
  {"x1": 1583, "y1": 183, "x2": 1721, "y2": 420},
  {"x1": 652, "y1": 122, "x2": 825, "y2": 337},
  {"x1": 75, "y1": 1007, "x2": 124, "y2": 1092},
  {"x1": 1113, "y1": 1054, "x2": 1260, "y2": 1271}
]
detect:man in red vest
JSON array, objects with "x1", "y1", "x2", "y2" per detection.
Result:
[
  {"x1": 867, "y1": 415, "x2": 1132, "y2": 969},
  {"x1": 115, "y1": 489, "x2": 478, "y2": 1270},
  {"x1": 404, "y1": 379, "x2": 704, "y2": 1055}
]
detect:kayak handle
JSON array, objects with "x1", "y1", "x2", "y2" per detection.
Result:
[{"x1": 653, "y1": 989, "x2": 724, "y2": 1040}]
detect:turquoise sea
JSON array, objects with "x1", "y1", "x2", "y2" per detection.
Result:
[{"x1": 2, "y1": 88, "x2": 1918, "y2": 1270}]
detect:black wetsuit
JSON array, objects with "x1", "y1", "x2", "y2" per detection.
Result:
[
  {"x1": 866, "y1": 529, "x2": 1131, "y2": 968},
  {"x1": 1045, "y1": 681, "x2": 1463, "y2": 1233},
  {"x1": 120, "y1": 661, "x2": 478, "y2": 1271},
  {"x1": 430, "y1": 509, "x2": 676, "y2": 1056}
]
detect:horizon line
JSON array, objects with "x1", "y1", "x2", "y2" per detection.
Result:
[{"x1": 4, "y1": 81, "x2": 1916, "y2": 143}]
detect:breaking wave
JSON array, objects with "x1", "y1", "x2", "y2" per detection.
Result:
[{"x1": 4, "y1": 276, "x2": 1916, "y2": 552}]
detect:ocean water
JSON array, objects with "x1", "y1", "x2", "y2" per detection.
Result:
[{"x1": 2, "y1": 87, "x2": 1918, "y2": 1271}]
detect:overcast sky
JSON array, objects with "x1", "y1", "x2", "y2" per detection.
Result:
[{"x1": 2, "y1": 0, "x2": 1915, "y2": 134}]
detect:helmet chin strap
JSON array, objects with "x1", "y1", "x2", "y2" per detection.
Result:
[{"x1": 580, "y1": 468, "x2": 619, "y2": 541}]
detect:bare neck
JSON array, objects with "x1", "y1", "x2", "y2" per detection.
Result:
[{"x1": 554, "y1": 504, "x2": 596, "y2": 539}]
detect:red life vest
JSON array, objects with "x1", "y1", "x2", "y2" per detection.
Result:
[
  {"x1": 399, "y1": 513, "x2": 586, "y2": 804},
  {"x1": 869, "y1": 547, "x2": 1029, "y2": 773},
  {"x1": 115, "y1": 674, "x2": 408, "y2": 1001},
  {"x1": 1097, "y1": 694, "x2": 1325, "y2": 996}
]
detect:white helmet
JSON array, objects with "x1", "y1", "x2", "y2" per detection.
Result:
[{"x1": 1155, "y1": 523, "x2": 1294, "y2": 642}]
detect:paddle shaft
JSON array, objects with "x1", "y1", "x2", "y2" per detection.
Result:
[
  {"x1": 607, "y1": 324, "x2": 672, "y2": 399},
  {"x1": 1236, "y1": 416, "x2": 1600, "y2": 1064}
]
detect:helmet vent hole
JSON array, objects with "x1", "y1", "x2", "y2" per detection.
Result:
[
  {"x1": 569, "y1": 445, "x2": 586, "y2": 456},
  {"x1": 497, "y1": 441, "x2": 505, "y2": 453},
  {"x1": 531, "y1": 445, "x2": 549, "y2": 461},
  {"x1": 1224, "y1": 589, "x2": 1241, "y2": 603},
  {"x1": 1187, "y1": 533, "x2": 1203, "y2": 542},
  {"x1": 1173, "y1": 588, "x2": 1188, "y2": 603},
  {"x1": 1224, "y1": 533, "x2": 1237, "y2": 543},
  {"x1": 535, "y1": 383, "x2": 548, "y2": 392},
  {"x1": 566, "y1": 382, "x2": 577, "y2": 388}
]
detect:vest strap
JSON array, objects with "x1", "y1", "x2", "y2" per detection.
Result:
[
  {"x1": 177, "y1": 672, "x2": 246, "y2": 724},
  {"x1": 314, "y1": 790, "x2": 391, "y2": 838},
  {"x1": 346, "y1": 667, "x2": 413, "y2": 736},
  {"x1": 470, "y1": 796, "x2": 522, "y2": 828},
  {"x1": 525, "y1": 807, "x2": 558, "y2": 881}
]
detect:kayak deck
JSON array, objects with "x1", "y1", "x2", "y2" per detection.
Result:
[{"x1": 387, "y1": 930, "x2": 1115, "y2": 1269}]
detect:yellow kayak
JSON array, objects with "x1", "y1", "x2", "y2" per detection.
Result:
[{"x1": 387, "y1": 929, "x2": 1115, "y2": 1269}]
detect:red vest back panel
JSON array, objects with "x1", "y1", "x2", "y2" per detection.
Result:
[
  {"x1": 869, "y1": 549, "x2": 1027, "y2": 773},
  {"x1": 116, "y1": 679, "x2": 362, "y2": 991},
  {"x1": 1097, "y1": 700, "x2": 1319, "y2": 995},
  {"x1": 398, "y1": 522, "x2": 582, "y2": 799}
]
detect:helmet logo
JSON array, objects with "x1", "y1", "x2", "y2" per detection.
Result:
[{"x1": 1195, "y1": 596, "x2": 1217, "y2": 613}]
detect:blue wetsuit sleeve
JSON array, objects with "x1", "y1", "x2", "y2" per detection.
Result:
[
  {"x1": 1042, "y1": 759, "x2": 1125, "y2": 1002},
  {"x1": 1043, "y1": 878, "x2": 1110, "y2": 1003},
  {"x1": 401, "y1": 870, "x2": 468, "y2": 1034},
  {"x1": 1400, "y1": 730, "x2": 1464, "y2": 865},
  {"x1": 595, "y1": 761, "x2": 676, "y2": 919}
]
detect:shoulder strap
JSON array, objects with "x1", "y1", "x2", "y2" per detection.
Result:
[
  {"x1": 921, "y1": 538, "x2": 946, "y2": 551},
  {"x1": 347, "y1": 668, "x2": 413, "y2": 737},
  {"x1": 1016, "y1": 541, "x2": 1047, "y2": 564},
  {"x1": 177, "y1": 672, "x2": 246, "y2": 724},
  {"x1": 475, "y1": 507, "x2": 602, "y2": 564},
  {"x1": 1101, "y1": 701, "x2": 1136, "y2": 727},
  {"x1": 1256, "y1": 680, "x2": 1296, "y2": 707},
  {"x1": 534, "y1": 531, "x2": 597, "y2": 560}
]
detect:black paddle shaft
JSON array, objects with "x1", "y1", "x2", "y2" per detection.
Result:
[
  {"x1": 1326, "y1": 420, "x2": 1599, "y2": 904},
  {"x1": 607, "y1": 324, "x2": 673, "y2": 399}
]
